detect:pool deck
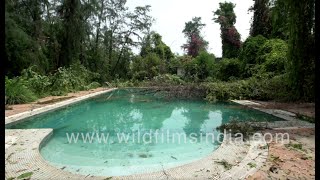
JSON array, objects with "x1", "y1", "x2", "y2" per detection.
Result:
[
  {"x1": 5, "y1": 128, "x2": 268, "y2": 179},
  {"x1": 231, "y1": 100, "x2": 315, "y2": 129},
  {"x1": 5, "y1": 96, "x2": 313, "y2": 179}
]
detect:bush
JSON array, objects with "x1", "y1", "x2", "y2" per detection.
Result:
[
  {"x1": 131, "y1": 53, "x2": 164, "y2": 80},
  {"x1": 21, "y1": 67, "x2": 51, "y2": 97},
  {"x1": 50, "y1": 63, "x2": 100, "y2": 94},
  {"x1": 205, "y1": 74, "x2": 292, "y2": 101},
  {"x1": 257, "y1": 39, "x2": 288, "y2": 74},
  {"x1": 152, "y1": 74, "x2": 185, "y2": 85},
  {"x1": 239, "y1": 35, "x2": 267, "y2": 77},
  {"x1": 194, "y1": 52, "x2": 216, "y2": 80},
  {"x1": 5, "y1": 76, "x2": 37, "y2": 104},
  {"x1": 217, "y1": 58, "x2": 242, "y2": 81},
  {"x1": 86, "y1": 82, "x2": 101, "y2": 89},
  {"x1": 239, "y1": 35, "x2": 267, "y2": 64}
]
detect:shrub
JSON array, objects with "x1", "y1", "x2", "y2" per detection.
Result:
[
  {"x1": 193, "y1": 51, "x2": 216, "y2": 80},
  {"x1": 217, "y1": 58, "x2": 242, "y2": 81},
  {"x1": 50, "y1": 63, "x2": 100, "y2": 94},
  {"x1": 239, "y1": 35, "x2": 267, "y2": 64},
  {"x1": 132, "y1": 71, "x2": 149, "y2": 81},
  {"x1": 5, "y1": 76, "x2": 37, "y2": 104},
  {"x1": 239, "y1": 35, "x2": 267, "y2": 77},
  {"x1": 152, "y1": 74, "x2": 185, "y2": 85},
  {"x1": 257, "y1": 39, "x2": 288, "y2": 74},
  {"x1": 131, "y1": 53, "x2": 164, "y2": 79},
  {"x1": 21, "y1": 67, "x2": 51, "y2": 97},
  {"x1": 204, "y1": 74, "x2": 292, "y2": 101},
  {"x1": 86, "y1": 82, "x2": 101, "y2": 89}
]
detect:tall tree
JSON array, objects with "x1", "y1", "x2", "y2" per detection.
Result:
[
  {"x1": 269, "y1": 0, "x2": 289, "y2": 39},
  {"x1": 286, "y1": 0, "x2": 315, "y2": 100},
  {"x1": 58, "y1": 0, "x2": 85, "y2": 67},
  {"x1": 140, "y1": 31, "x2": 174, "y2": 61},
  {"x1": 111, "y1": 5, "x2": 153, "y2": 75},
  {"x1": 249, "y1": 0, "x2": 272, "y2": 37},
  {"x1": 5, "y1": 0, "x2": 49, "y2": 76},
  {"x1": 213, "y1": 2, "x2": 241, "y2": 58},
  {"x1": 182, "y1": 17, "x2": 208, "y2": 57}
]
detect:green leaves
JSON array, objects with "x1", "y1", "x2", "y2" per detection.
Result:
[{"x1": 5, "y1": 76, "x2": 37, "y2": 105}]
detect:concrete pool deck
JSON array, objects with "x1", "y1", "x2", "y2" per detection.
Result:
[
  {"x1": 5, "y1": 128, "x2": 268, "y2": 179},
  {"x1": 5, "y1": 94, "x2": 312, "y2": 179},
  {"x1": 231, "y1": 100, "x2": 315, "y2": 129}
]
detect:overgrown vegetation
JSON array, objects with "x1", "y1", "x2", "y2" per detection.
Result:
[
  {"x1": 5, "y1": 0, "x2": 315, "y2": 105},
  {"x1": 216, "y1": 119, "x2": 267, "y2": 139},
  {"x1": 5, "y1": 64, "x2": 100, "y2": 104}
]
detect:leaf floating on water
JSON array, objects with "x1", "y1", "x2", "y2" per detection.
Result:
[{"x1": 171, "y1": 156, "x2": 177, "y2": 160}]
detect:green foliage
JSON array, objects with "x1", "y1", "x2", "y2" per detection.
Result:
[
  {"x1": 213, "y1": 2, "x2": 241, "y2": 58},
  {"x1": 5, "y1": 64, "x2": 101, "y2": 104},
  {"x1": 257, "y1": 39, "x2": 288, "y2": 74},
  {"x1": 205, "y1": 74, "x2": 292, "y2": 101},
  {"x1": 50, "y1": 63, "x2": 100, "y2": 94},
  {"x1": 193, "y1": 52, "x2": 216, "y2": 80},
  {"x1": 215, "y1": 160, "x2": 233, "y2": 170},
  {"x1": 270, "y1": 0, "x2": 289, "y2": 39},
  {"x1": 5, "y1": 77, "x2": 37, "y2": 105},
  {"x1": 247, "y1": 162, "x2": 257, "y2": 168},
  {"x1": 250, "y1": 0, "x2": 272, "y2": 37},
  {"x1": 87, "y1": 82, "x2": 101, "y2": 89},
  {"x1": 285, "y1": 143, "x2": 303, "y2": 150},
  {"x1": 140, "y1": 32, "x2": 174, "y2": 61},
  {"x1": 5, "y1": 12, "x2": 48, "y2": 76},
  {"x1": 21, "y1": 67, "x2": 51, "y2": 97},
  {"x1": 132, "y1": 53, "x2": 164, "y2": 80},
  {"x1": 217, "y1": 58, "x2": 241, "y2": 81},
  {"x1": 286, "y1": 0, "x2": 315, "y2": 101},
  {"x1": 152, "y1": 74, "x2": 185, "y2": 85},
  {"x1": 17, "y1": 172, "x2": 33, "y2": 179},
  {"x1": 239, "y1": 35, "x2": 267, "y2": 76},
  {"x1": 182, "y1": 17, "x2": 208, "y2": 57}
]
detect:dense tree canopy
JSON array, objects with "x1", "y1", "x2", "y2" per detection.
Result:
[
  {"x1": 213, "y1": 2, "x2": 241, "y2": 58},
  {"x1": 250, "y1": 0, "x2": 272, "y2": 37},
  {"x1": 4, "y1": 0, "x2": 315, "y2": 104}
]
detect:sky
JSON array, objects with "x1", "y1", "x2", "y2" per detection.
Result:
[{"x1": 126, "y1": 0, "x2": 254, "y2": 58}]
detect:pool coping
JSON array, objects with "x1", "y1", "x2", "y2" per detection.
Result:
[
  {"x1": 5, "y1": 88, "x2": 117, "y2": 127},
  {"x1": 5, "y1": 128, "x2": 268, "y2": 179},
  {"x1": 231, "y1": 100, "x2": 315, "y2": 129},
  {"x1": 5, "y1": 93, "x2": 272, "y2": 179}
]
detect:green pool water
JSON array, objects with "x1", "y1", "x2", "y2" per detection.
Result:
[{"x1": 7, "y1": 89, "x2": 282, "y2": 176}]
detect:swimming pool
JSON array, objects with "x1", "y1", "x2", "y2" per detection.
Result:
[{"x1": 7, "y1": 89, "x2": 282, "y2": 176}]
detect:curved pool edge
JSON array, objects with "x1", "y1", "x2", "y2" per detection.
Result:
[
  {"x1": 5, "y1": 128, "x2": 268, "y2": 179},
  {"x1": 4, "y1": 91, "x2": 273, "y2": 179},
  {"x1": 5, "y1": 88, "x2": 117, "y2": 127}
]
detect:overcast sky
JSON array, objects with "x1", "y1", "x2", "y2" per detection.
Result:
[{"x1": 126, "y1": 0, "x2": 254, "y2": 57}]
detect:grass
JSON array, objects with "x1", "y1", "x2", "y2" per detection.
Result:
[
  {"x1": 215, "y1": 160, "x2": 233, "y2": 170},
  {"x1": 247, "y1": 162, "x2": 257, "y2": 168},
  {"x1": 285, "y1": 143, "x2": 303, "y2": 150},
  {"x1": 5, "y1": 78, "x2": 37, "y2": 105},
  {"x1": 296, "y1": 113, "x2": 314, "y2": 123}
]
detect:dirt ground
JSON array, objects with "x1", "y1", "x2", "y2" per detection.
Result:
[
  {"x1": 247, "y1": 128, "x2": 315, "y2": 180},
  {"x1": 5, "y1": 87, "x2": 107, "y2": 117},
  {"x1": 252, "y1": 100, "x2": 315, "y2": 118}
]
